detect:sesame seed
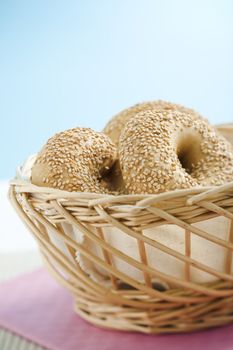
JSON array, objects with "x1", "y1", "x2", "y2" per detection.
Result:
[{"x1": 31, "y1": 127, "x2": 118, "y2": 193}]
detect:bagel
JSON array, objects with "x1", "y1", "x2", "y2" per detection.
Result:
[
  {"x1": 103, "y1": 100, "x2": 201, "y2": 146},
  {"x1": 217, "y1": 123, "x2": 233, "y2": 145},
  {"x1": 119, "y1": 109, "x2": 233, "y2": 194},
  {"x1": 31, "y1": 127, "x2": 117, "y2": 193}
]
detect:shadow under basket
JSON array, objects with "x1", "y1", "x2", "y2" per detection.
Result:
[{"x1": 8, "y1": 123, "x2": 233, "y2": 334}]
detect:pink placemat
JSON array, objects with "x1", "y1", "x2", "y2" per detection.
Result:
[{"x1": 0, "y1": 268, "x2": 233, "y2": 350}]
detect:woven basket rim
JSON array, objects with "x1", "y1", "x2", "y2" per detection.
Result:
[
  {"x1": 10, "y1": 178, "x2": 233, "y2": 198},
  {"x1": 10, "y1": 178, "x2": 233, "y2": 212}
]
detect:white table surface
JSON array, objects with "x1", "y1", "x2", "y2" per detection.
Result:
[
  {"x1": 0, "y1": 181, "x2": 45, "y2": 349},
  {"x1": 0, "y1": 181, "x2": 42, "y2": 282}
]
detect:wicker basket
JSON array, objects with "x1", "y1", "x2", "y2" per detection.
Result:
[{"x1": 8, "y1": 123, "x2": 233, "y2": 334}]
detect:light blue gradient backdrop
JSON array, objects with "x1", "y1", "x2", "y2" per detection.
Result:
[{"x1": 0, "y1": 0, "x2": 233, "y2": 179}]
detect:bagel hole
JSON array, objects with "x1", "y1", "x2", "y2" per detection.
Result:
[
  {"x1": 102, "y1": 160, "x2": 124, "y2": 192},
  {"x1": 176, "y1": 132, "x2": 202, "y2": 174},
  {"x1": 177, "y1": 147, "x2": 193, "y2": 174}
]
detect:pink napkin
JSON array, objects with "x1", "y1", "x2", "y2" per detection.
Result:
[{"x1": 0, "y1": 268, "x2": 233, "y2": 350}]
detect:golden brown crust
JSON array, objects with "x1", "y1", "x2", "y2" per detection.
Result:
[
  {"x1": 31, "y1": 127, "x2": 118, "y2": 193},
  {"x1": 103, "y1": 100, "x2": 201, "y2": 146},
  {"x1": 119, "y1": 109, "x2": 233, "y2": 194}
]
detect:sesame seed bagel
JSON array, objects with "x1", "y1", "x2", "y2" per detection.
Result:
[
  {"x1": 103, "y1": 100, "x2": 201, "y2": 146},
  {"x1": 119, "y1": 109, "x2": 233, "y2": 194},
  {"x1": 31, "y1": 127, "x2": 117, "y2": 193}
]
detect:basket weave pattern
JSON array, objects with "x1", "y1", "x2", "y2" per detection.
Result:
[{"x1": 9, "y1": 178, "x2": 233, "y2": 333}]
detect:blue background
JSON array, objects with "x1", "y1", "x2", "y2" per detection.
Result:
[{"x1": 0, "y1": 0, "x2": 233, "y2": 179}]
